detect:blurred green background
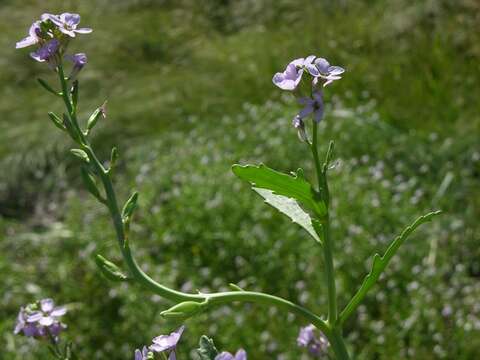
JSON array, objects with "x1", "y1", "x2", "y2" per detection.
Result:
[{"x1": 1, "y1": 0, "x2": 479, "y2": 359}]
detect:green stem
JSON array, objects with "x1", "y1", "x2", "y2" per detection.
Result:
[
  {"x1": 329, "y1": 328, "x2": 350, "y2": 360},
  {"x1": 322, "y1": 221, "x2": 337, "y2": 324},
  {"x1": 310, "y1": 123, "x2": 350, "y2": 359},
  {"x1": 310, "y1": 122, "x2": 338, "y2": 325}
]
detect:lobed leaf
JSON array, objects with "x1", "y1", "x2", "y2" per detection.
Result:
[
  {"x1": 232, "y1": 163, "x2": 326, "y2": 218},
  {"x1": 340, "y1": 210, "x2": 442, "y2": 323}
]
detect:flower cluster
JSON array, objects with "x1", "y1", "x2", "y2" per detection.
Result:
[
  {"x1": 273, "y1": 55, "x2": 344, "y2": 140},
  {"x1": 14, "y1": 299, "x2": 67, "y2": 340},
  {"x1": 16, "y1": 12, "x2": 91, "y2": 71},
  {"x1": 297, "y1": 324, "x2": 329, "y2": 357},
  {"x1": 135, "y1": 326, "x2": 185, "y2": 360}
]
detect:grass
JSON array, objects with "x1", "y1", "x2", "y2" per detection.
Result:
[{"x1": 1, "y1": 0, "x2": 479, "y2": 359}]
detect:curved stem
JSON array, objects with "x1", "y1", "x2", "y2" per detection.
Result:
[{"x1": 55, "y1": 69, "x2": 332, "y2": 341}]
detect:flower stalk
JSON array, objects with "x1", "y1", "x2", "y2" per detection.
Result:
[{"x1": 15, "y1": 14, "x2": 442, "y2": 358}]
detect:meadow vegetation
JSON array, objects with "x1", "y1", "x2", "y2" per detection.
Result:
[{"x1": 1, "y1": 1, "x2": 479, "y2": 359}]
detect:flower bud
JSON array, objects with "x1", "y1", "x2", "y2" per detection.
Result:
[
  {"x1": 160, "y1": 301, "x2": 206, "y2": 320},
  {"x1": 292, "y1": 115, "x2": 308, "y2": 142},
  {"x1": 122, "y1": 191, "x2": 139, "y2": 222},
  {"x1": 94, "y1": 254, "x2": 129, "y2": 282}
]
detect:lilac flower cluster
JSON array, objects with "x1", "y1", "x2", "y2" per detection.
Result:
[
  {"x1": 273, "y1": 55, "x2": 344, "y2": 140},
  {"x1": 135, "y1": 326, "x2": 185, "y2": 360},
  {"x1": 135, "y1": 326, "x2": 247, "y2": 360},
  {"x1": 16, "y1": 12, "x2": 91, "y2": 72},
  {"x1": 297, "y1": 324, "x2": 329, "y2": 357},
  {"x1": 14, "y1": 299, "x2": 67, "y2": 339}
]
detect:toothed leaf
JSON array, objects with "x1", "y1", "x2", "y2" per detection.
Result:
[
  {"x1": 340, "y1": 211, "x2": 442, "y2": 322},
  {"x1": 232, "y1": 164, "x2": 326, "y2": 218},
  {"x1": 254, "y1": 188, "x2": 321, "y2": 244}
]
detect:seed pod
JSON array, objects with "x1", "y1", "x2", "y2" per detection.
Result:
[{"x1": 160, "y1": 301, "x2": 206, "y2": 319}]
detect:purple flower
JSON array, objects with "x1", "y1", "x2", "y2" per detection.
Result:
[
  {"x1": 65, "y1": 53, "x2": 88, "y2": 79},
  {"x1": 30, "y1": 39, "x2": 60, "y2": 63},
  {"x1": 45, "y1": 13, "x2": 92, "y2": 37},
  {"x1": 14, "y1": 299, "x2": 67, "y2": 339},
  {"x1": 297, "y1": 324, "x2": 329, "y2": 357},
  {"x1": 134, "y1": 346, "x2": 149, "y2": 360},
  {"x1": 215, "y1": 349, "x2": 247, "y2": 360},
  {"x1": 297, "y1": 324, "x2": 316, "y2": 347},
  {"x1": 16, "y1": 21, "x2": 42, "y2": 49},
  {"x1": 297, "y1": 91, "x2": 324, "y2": 123},
  {"x1": 307, "y1": 57, "x2": 345, "y2": 87},
  {"x1": 149, "y1": 326, "x2": 185, "y2": 360},
  {"x1": 14, "y1": 307, "x2": 39, "y2": 337},
  {"x1": 272, "y1": 56, "x2": 315, "y2": 91}
]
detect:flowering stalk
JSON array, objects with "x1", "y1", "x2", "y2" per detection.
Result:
[
  {"x1": 51, "y1": 52, "x2": 333, "y2": 338},
  {"x1": 17, "y1": 14, "x2": 442, "y2": 359}
]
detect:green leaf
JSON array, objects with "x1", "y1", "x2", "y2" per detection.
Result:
[
  {"x1": 197, "y1": 336, "x2": 219, "y2": 360},
  {"x1": 94, "y1": 254, "x2": 129, "y2": 282},
  {"x1": 122, "y1": 191, "x2": 139, "y2": 221},
  {"x1": 228, "y1": 283, "x2": 245, "y2": 291},
  {"x1": 48, "y1": 112, "x2": 66, "y2": 131},
  {"x1": 71, "y1": 80, "x2": 79, "y2": 109},
  {"x1": 62, "y1": 113, "x2": 81, "y2": 143},
  {"x1": 340, "y1": 210, "x2": 442, "y2": 323},
  {"x1": 37, "y1": 78, "x2": 59, "y2": 96},
  {"x1": 80, "y1": 167, "x2": 104, "y2": 203},
  {"x1": 70, "y1": 149, "x2": 89, "y2": 163},
  {"x1": 110, "y1": 147, "x2": 118, "y2": 169},
  {"x1": 254, "y1": 188, "x2": 321, "y2": 244},
  {"x1": 232, "y1": 164, "x2": 326, "y2": 218}
]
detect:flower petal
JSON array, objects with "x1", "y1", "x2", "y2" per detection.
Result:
[
  {"x1": 23, "y1": 324, "x2": 38, "y2": 337},
  {"x1": 41, "y1": 298, "x2": 55, "y2": 312},
  {"x1": 58, "y1": 27, "x2": 76, "y2": 37},
  {"x1": 215, "y1": 352, "x2": 235, "y2": 360},
  {"x1": 51, "y1": 306, "x2": 67, "y2": 317},
  {"x1": 298, "y1": 104, "x2": 314, "y2": 119},
  {"x1": 151, "y1": 326, "x2": 185, "y2": 352},
  {"x1": 62, "y1": 13, "x2": 81, "y2": 27},
  {"x1": 16, "y1": 36, "x2": 37, "y2": 49},
  {"x1": 327, "y1": 66, "x2": 344, "y2": 75},
  {"x1": 290, "y1": 58, "x2": 305, "y2": 67},
  {"x1": 306, "y1": 64, "x2": 320, "y2": 77},
  {"x1": 314, "y1": 58, "x2": 330, "y2": 74},
  {"x1": 235, "y1": 349, "x2": 247, "y2": 360},
  {"x1": 75, "y1": 27, "x2": 93, "y2": 34},
  {"x1": 27, "y1": 311, "x2": 43, "y2": 322},
  {"x1": 304, "y1": 55, "x2": 316, "y2": 65},
  {"x1": 38, "y1": 316, "x2": 54, "y2": 326},
  {"x1": 134, "y1": 349, "x2": 143, "y2": 360}
]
